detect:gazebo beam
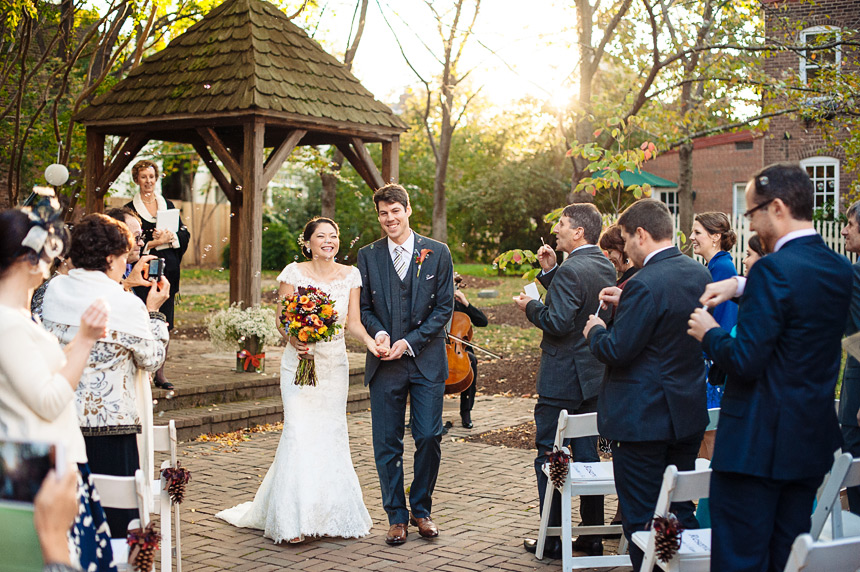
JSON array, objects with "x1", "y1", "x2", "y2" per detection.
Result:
[
  {"x1": 96, "y1": 132, "x2": 150, "y2": 195},
  {"x1": 382, "y1": 139, "x2": 399, "y2": 184},
  {"x1": 197, "y1": 127, "x2": 244, "y2": 188},
  {"x1": 233, "y1": 118, "x2": 265, "y2": 307},
  {"x1": 85, "y1": 129, "x2": 106, "y2": 213},
  {"x1": 262, "y1": 128, "x2": 306, "y2": 188},
  {"x1": 191, "y1": 139, "x2": 237, "y2": 204},
  {"x1": 350, "y1": 138, "x2": 385, "y2": 188}
]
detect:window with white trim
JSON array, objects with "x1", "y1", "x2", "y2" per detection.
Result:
[
  {"x1": 800, "y1": 156, "x2": 840, "y2": 210},
  {"x1": 800, "y1": 26, "x2": 841, "y2": 84},
  {"x1": 732, "y1": 183, "x2": 747, "y2": 219},
  {"x1": 659, "y1": 189, "x2": 678, "y2": 215}
]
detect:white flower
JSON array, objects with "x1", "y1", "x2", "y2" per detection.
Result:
[{"x1": 206, "y1": 303, "x2": 281, "y2": 351}]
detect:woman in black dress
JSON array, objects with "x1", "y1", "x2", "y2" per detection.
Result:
[{"x1": 125, "y1": 159, "x2": 190, "y2": 389}]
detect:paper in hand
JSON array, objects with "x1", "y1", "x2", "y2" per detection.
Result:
[
  {"x1": 843, "y1": 331, "x2": 860, "y2": 362},
  {"x1": 523, "y1": 281, "x2": 540, "y2": 301}
]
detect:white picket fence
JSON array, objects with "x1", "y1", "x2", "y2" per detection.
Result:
[{"x1": 671, "y1": 215, "x2": 856, "y2": 273}]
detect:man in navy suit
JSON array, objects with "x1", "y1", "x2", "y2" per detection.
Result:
[
  {"x1": 690, "y1": 163, "x2": 852, "y2": 571},
  {"x1": 583, "y1": 199, "x2": 712, "y2": 570},
  {"x1": 357, "y1": 184, "x2": 454, "y2": 546},
  {"x1": 840, "y1": 202, "x2": 860, "y2": 515},
  {"x1": 515, "y1": 204, "x2": 617, "y2": 559}
]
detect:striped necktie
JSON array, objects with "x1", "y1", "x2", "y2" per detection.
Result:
[{"x1": 393, "y1": 245, "x2": 407, "y2": 281}]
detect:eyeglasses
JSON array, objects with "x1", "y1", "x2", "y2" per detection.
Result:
[{"x1": 743, "y1": 199, "x2": 775, "y2": 219}]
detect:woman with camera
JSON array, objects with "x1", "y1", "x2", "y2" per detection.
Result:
[
  {"x1": 125, "y1": 159, "x2": 190, "y2": 390},
  {"x1": 39, "y1": 213, "x2": 170, "y2": 538},
  {"x1": 0, "y1": 202, "x2": 115, "y2": 570}
]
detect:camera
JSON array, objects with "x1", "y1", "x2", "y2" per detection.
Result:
[{"x1": 147, "y1": 257, "x2": 166, "y2": 281}]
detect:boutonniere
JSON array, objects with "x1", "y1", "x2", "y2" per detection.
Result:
[{"x1": 415, "y1": 248, "x2": 432, "y2": 277}]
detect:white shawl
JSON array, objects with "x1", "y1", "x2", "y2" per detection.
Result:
[{"x1": 41, "y1": 268, "x2": 156, "y2": 508}]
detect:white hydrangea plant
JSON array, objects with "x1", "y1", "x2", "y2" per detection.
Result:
[{"x1": 206, "y1": 303, "x2": 282, "y2": 352}]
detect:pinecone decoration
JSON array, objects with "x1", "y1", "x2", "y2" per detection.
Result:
[
  {"x1": 162, "y1": 462, "x2": 192, "y2": 504},
  {"x1": 546, "y1": 447, "x2": 571, "y2": 489},
  {"x1": 651, "y1": 513, "x2": 683, "y2": 562},
  {"x1": 128, "y1": 523, "x2": 160, "y2": 572}
]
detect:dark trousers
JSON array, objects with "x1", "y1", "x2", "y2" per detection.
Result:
[
  {"x1": 611, "y1": 432, "x2": 703, "y2": 570},
  {"x1": 369, "y1": 356, "x2": 445, "y2": 525},
  {"x1": 84, "y1": 433, "x2": 139, "y2": 538},
  {"x1": 459, "y1": 352, "x2": 478, "y2": 418},
  {"x1": 710, "y1": 470, "x2": 820, "y2": 572},
  {"x1": 534, "y1": 396, "x2": 603, "y2": 541},
  {"x1": 841, "y1": 424, "x2": 860, "y2": 514}
]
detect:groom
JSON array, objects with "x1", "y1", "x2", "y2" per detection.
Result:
[{"x1": 358, "y1": 183, "x2": 454, "y2": 546}]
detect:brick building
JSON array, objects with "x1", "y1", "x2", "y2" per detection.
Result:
[
  {"x1": 761, "y1": 0, "x2": 860, "y2": 210},
  {"x1": 646, "y1": 131, "x2": 764, "y2": 217},
  {"x1": 648, "y1": 0, "x2": 858, "y2": 216}
]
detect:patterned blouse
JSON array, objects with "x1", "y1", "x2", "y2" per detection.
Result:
[{"x1": 40, "y1": 316, "x2": 168, "y2": 436}]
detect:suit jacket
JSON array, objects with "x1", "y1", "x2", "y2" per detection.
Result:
[
  {"x1": 588, "y1": 247, "x2": 712, "y2": 442},
  {"x1": 357, "y1": 233, "x2": 454, "y2": 385},
  {"x1": 526, "y1": 245, "x2": 616, "y2": 402},
  {"x1": 839, "y1": 261, "x2": 860, "y2": 428},
  {"x1": 703, "y1": 235, "x2": 852, "y2": 479}
]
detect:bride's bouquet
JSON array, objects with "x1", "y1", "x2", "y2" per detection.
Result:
[{"x1": 280, "y1": 286, "x2": 342, "y2": 386}]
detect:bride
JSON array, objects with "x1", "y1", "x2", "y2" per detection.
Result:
[{"x1": 217, "y1": 217, "x2": 381, "y2": 543}]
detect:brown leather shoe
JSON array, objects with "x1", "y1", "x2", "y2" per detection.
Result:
[
  {"x1": 409, "y1": 514, "x2": 439, "y2": 538},
  {"x1": 385, "y1": 523, "x2": 408, "y2": 545}
]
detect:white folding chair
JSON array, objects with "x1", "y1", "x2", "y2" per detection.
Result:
[
  {"x1": 811, "y1": 453, "x2": 860, "y2": 542},
  {"x1": 783, "y1": 533, "x2": 860, "y2": 572},
  {"x1": 632, "y1": 465, "x2": 712, "y2": 572},
  {"x1": 705, "y1": 408, "x2": 719, "y2": 432},
  {"x1": 153, "y1": 420, "x2": 181, "y2": 572},
  {"x1": 91, "y1": 469, "x2": 149, "y2": 572},
  {"x1": 535, "y1": 410, "x2": 631, "y2": 571}
]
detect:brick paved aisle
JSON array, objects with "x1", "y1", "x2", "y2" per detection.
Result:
[{"x1": 166, "y1": 395, "x2": 632, "y2": 572}]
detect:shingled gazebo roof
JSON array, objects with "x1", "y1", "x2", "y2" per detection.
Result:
[{"x1": 76, "y1": 0, "x2": 406, "y2": 136}]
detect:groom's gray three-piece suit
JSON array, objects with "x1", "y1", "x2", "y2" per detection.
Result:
[{"x1": 358, "y1": 232, "x2": 454, "y2": 525}]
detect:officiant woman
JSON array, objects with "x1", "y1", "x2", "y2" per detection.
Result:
[{"x1": 126, "y1": 159, "x2": 190, "y2": 390}]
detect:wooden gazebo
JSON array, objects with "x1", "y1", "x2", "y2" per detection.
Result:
[{"x1": 75, "y1": 0, "x2": 407, "y2": 306}]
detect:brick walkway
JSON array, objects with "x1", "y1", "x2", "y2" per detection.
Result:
[{"x1": 163, "y1": 395, "x2": 632, "y2": 572}]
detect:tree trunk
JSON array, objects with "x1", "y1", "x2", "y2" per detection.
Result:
[
  {"x1": 432, "y1": 120, "x2": 453, "y2": 242},
  {"x1": 678, "y1": 141, "x2": 695, "y2": 255},
  {"x1": 320, "y1": 152, "x2": 343, "y2": 218}
]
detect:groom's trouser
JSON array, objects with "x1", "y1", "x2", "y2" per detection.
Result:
[{"x1": 369, "y1": 356, "x2": 445, "y2": 525}]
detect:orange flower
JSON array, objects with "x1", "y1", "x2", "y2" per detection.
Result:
[
  {"x1": 320, "y1": 304, "x2": 333, "y2": 318},
  {"x1": 309, "y1": 315, "x2": 324, "y2": 327},
  {"x1": 298, "y1": 296, "x2": 310, "y2": 305},
  {"x1": 297, "y1": 328, "x2": 310, "y2": 342}
]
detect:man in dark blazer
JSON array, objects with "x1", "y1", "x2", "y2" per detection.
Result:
[
  {"x1": 583, "y1": 199, "x2": 711, "y2": 570},
  {"x1": 357, "y1": 184, "x2": 454, "y2": 546},
  {"x1": 515, "y1": 203, "x2": 616, "y2": 559},
  {"x1": 690, "y1": 163, "x2": 853, "y2": 571},
  {"x1": 840, "y1": 201, "x2": 860, "y2": 515}
]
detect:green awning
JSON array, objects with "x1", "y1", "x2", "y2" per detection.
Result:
[{"x1": 592, "y1": 169, "x2": 677, "y2": 188}]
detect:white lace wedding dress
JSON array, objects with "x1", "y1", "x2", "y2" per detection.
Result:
[{"x1": 216, "y1": 263, "x2": 373, "y2": 542}]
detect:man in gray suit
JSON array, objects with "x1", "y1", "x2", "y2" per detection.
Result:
[
  {"x1": 516, "y1": 203, "x2": 616, "y2": 559},
  {"x1": 841, "y1": 201, "x2": 860, "y2": 514},
  {"x1": 358, "y1": 184, "x2": 454, "y2": 546}
]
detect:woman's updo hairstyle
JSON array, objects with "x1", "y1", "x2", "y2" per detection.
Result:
[
  {"x1": 68, "y1": 213, "x2": 134, "y2": 271},
  {"x1": 694, "y1": 212, "x2": 737, "y2": 251},
  {"x1": 0, "y1": 209, "x2": 37, "y2": 277},
  {"x1": 300, "y1": 217, "x2": 339, "y2": 259}
]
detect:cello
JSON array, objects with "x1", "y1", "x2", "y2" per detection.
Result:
[{"x1": 444, "y1": 307, "x2": 475, "y2": 395}]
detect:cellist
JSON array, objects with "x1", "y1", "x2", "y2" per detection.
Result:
[{"x1": 452, "y1": 276, "x2": 487, "y2": 429}]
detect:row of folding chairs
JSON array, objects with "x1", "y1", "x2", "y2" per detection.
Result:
[
  {"x1": 535, "y1": 409, "x2": 860, "y2": 572},
  {"x1": 91, "y1": 420, "x2": 182, "y2": 572}
]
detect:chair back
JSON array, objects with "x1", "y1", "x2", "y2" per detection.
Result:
[
  {"x1": 153, "y1": 420, "x2": 178, "y2": 466},
  {"x1": 810, "y1": 453, "x2": 853, "y2": 539},
  {"x1": 653, "y1": 465, "x2": 711, "y2": 517},
  {"x1": 706, "y1": 408, "x2": 720, "y2": 431},
  {"x1": 783, "y1": 533, "x2": 860, "y2": 572},
  {"x1": 553, "y1": 410, "x2": 598, "y2": 449},
  {"x1": 91, "y1": 469, "x2": 149, "y2": 528}
]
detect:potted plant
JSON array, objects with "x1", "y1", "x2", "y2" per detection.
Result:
[{"x1": 206, "y1": 303, "x2": 281, "y2": 373}]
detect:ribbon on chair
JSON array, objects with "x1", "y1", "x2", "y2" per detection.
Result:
[{"x1": 237, "y1": 349, "x2": 264, "y2": 370}]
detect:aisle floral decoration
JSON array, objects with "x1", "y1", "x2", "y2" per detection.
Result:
[
  {"x1": 280, "y1": 285, "x2": 341, "y2": 386},
  {"x1": 206, "y1": 303, "x2": 281, "y2": 372}
]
